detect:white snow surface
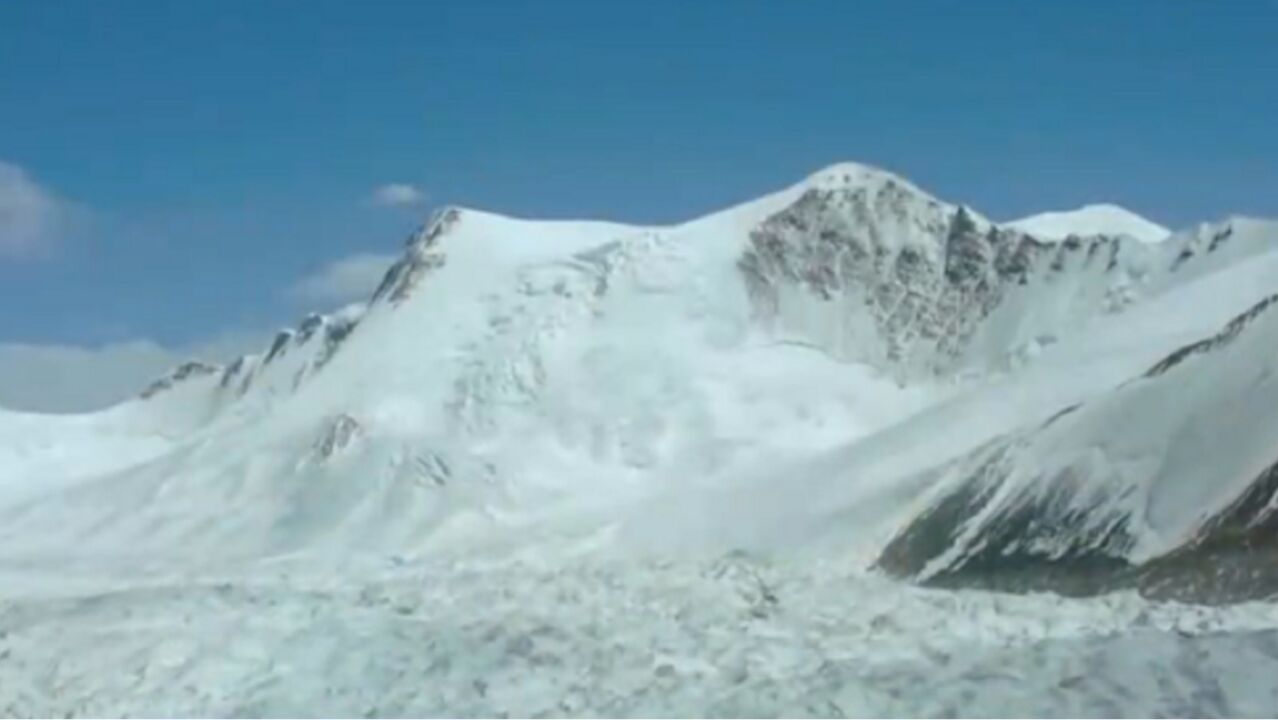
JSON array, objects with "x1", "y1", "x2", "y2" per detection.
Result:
[
  {"x1": 2, "y1": 162, "x2": 1278, "y2": 716},
  {"x1": 1008, "y1": 203, "x2": 1171, "y2": 243}
]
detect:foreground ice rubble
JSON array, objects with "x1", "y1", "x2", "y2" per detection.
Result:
[{"x1": 3, "y1": 555, "x2": 1278, "y2": 717}]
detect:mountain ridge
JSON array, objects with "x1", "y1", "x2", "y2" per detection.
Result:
[
  {"x1": 123, "y1": 163, "x2": 1220, "y2": 408},
  {"x1": 1, "y1": 161, "x2": 1275, "y2": 608}
]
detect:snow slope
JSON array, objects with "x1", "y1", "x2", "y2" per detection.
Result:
[
  {"x1": 1008, "y1": 203, "x2": 1170, "y2": 243},
  {"x1": 878, "y1": 283, "x2": 1278, "y2": 604},
  {"x1": 2, "y1": 162, "x2": 1277, "y2": 716}
]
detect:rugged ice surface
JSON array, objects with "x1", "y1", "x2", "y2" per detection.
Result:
[
  {"x1": 4, "y1": 556, "x2": 1278, "y2": 718},
  {"x1": 2, "y1": 162, "x2": 1278, "y2": 716}
]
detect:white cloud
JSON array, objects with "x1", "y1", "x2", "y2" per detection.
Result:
[
  {"x1": 185, "y1": 330, "x2": 270, "y2": 365},
  {"x1": 0, "y1": 159, "x2": 65, "y2": 259},
  {"x1": 0, "y1": 331, "x2": 264, "y2": 414},
  {"x1": 0, "y1": 249, "x2": 398, "y2": 413},
  {"x1": 286, "y1": 252, "x2": 397, "y2": 305},
  {"x1": 368, "y1": 183, "x2": 425, "y2": 208},
  {"x1": 0, "y1": 341, "x2": 175, "y2": 412}
]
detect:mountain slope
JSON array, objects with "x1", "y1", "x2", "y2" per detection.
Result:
[{"x1": 878, "y1": 282, "x2": 1278, "y2": 604}]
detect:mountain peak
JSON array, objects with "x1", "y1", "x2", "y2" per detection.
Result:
[
  {"x1": 801, "y1": 162, "x2": 929, "y2": 197},
  {"x1": 1007, "y1": 203, "x2": 1169, "y2": 244}
]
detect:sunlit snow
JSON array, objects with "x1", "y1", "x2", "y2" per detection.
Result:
[{"x1": 2, "y1": 163, "x2": 1277, "y2": 717}]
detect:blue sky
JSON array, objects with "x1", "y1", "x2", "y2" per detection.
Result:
[{"x1": 1, "y1": 1, "x2": 1276, "y2": 407}]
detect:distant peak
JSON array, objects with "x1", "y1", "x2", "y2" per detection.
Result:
[
  {"x1": 1076, "y1": 202, "x2": 1128, "y2": 213},
  {"x1": 1006, "y1": 203, "x2": 1169, "y2": 244}
]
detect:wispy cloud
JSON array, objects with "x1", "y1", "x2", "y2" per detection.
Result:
[
  {"x1": 285, "y1": 252, "x2": 397, "y2": 306},
  {"x1": 368, "y1": 183, "x2": 425, "y2": 208},
  {"x1": 0, "y1": 330, "x2": 265, "y2": 413},
  {"x1": 0, "y1": 159, "x2": 67, "y2": 259}
]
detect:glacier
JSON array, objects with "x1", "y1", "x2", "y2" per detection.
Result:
[{"x1": 2, "y1": 162, "x2": 1278, "y2": 716}]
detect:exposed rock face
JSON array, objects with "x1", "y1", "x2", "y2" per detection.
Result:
[
  {"x1": 219, "y1": 356, "x2": 250, "y2": 390},
  {"x1": 875, "y1": 434, "x2": 1139, "y2": 588},
  {"x1": 371, "y1": 207, "x2": 458, "y2": 305},
  {"x1": 878, "y1": 452, "x2": 1278, "y2": 605},
  {"x1": 737, "y1": 182, "x2": 1128, "y2": 378},
  {"x1": 1144, "y1": 293, "x2": 1278, "y2": 377},
  {"x1": 313, "y1": 413, "x2": 363, "y2": 460},
  {"x1": 413, "y1": 452, "x2": 452, "y2": 487},
  {"x1": 207, "y1": 308, "x2": 366, "y2": 404},
  {"x1": 138, "y1": 361, "x2": 220, "y2": 399},
  {"x1": 314, "y1": 311, "x2": 359, "y2": 370},
  {"x1": 264, "y1": 330, "x2": 296, "y2": 364},
  {"x1": 1135, "y1": 458, "x2": 1278, "y2": 604}
]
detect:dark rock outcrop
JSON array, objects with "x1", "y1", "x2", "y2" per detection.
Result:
[{"x1": 138, "y1": 361, "x2": 220, "y2": 399}]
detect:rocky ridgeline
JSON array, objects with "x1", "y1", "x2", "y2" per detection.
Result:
[{"x1": 738, "y1": 180, "x2": 1130, "y2": 379}]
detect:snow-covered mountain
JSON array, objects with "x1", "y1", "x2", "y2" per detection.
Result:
[
  {"x1": 3, "y1": 162, "x2": 1278, "y2": 716},
  {"x1": 1007, "y1": 203, "x2": 1170, "y2": 244}
]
